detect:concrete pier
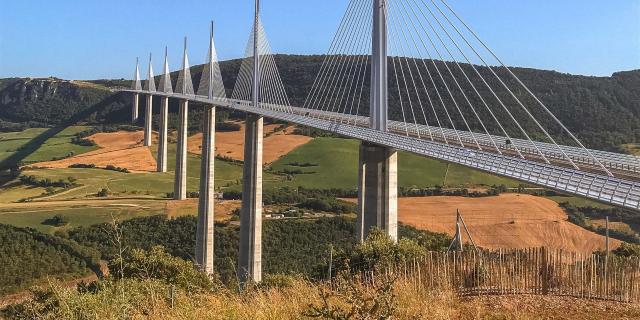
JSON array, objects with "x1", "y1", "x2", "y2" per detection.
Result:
[
  {"x1": 196, "y1": 105, "x2": 216, "y2": 274},
  {"x1": 132, "y1": 93, "x2": 139, "y2": 123},
  {"x1": 238, "y1": 114, "x2": 263, "y2": 283},
  {"x1": 356, "y1": 142, "x2": 398, "y2": 242},
  {"x1": 157, "y1": 97, "x2": 169, "y2": 172},
  {"x1": 174, "y1": 100, "x2": 189, "y2": 200},
  {"x1": 143, "y1": 95, "x2": 153, "y2": 146}
]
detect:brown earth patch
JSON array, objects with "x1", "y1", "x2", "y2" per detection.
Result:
[
  {"x1": 188, "y1": 121, "x2": 312, "y2": 164},
  {"x1": 461, "y1": 294, "x2": 640, "y2": 319},
  {"x1": 165, "y1": 198, "x2": 240, "y2": 221},
  {"x1": 344, "y1": 194, "x2": 621, "y2": 253},
  {"x1": 31, "y1": 131, "x2": 157, "y2": 172}
]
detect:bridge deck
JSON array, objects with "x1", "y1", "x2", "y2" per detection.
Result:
[{"x1": 122, "y1": 89, "x2": 640, "y2": 211}]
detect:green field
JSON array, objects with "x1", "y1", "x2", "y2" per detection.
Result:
[
  {"x1": 546, "y1": 195, "x2": 614, "y2": 209},
  {"x1": 270, "y1": 137, "x2": 519, "y2": 190},
  {"x1": 0, "y1": 201, "x2": 163, "y2": 233},
  {"x1": 0, "y1": 130, "x2": 615, "y2": 235},
  {"x1": 0, "y1": 126, "x2": 98, "y2": 167}
]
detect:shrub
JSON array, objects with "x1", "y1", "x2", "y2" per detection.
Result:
[
  {"x1": 334, "y1": 228, "x2": 427, "y2": 274},
  {"x1": 69, "y1": 163, "x2": 96, "y2": 169},
  {"x1": 216, "y1": 122, "x2": 241, "y2": 132},
  {"x1": 305, "y1": 269, "x2": 397, "y2": 319},
  {"x1": 113, "y1": 246, "x2": 217, "y2": 292},
  {"x1": 96, "y1": 188, "x2": 109, "y2": 197},
  {"x1": 613, "y1": 243, "x2": 640, "y2": 257},
  {"x1": 43, "y1": 214, "x2": 69, "y2": 227},
  {"x1": 104, "y1": 165, "x2": 129, "y2": 173}
]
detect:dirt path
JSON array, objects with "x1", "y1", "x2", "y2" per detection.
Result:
[
  {"x1": 188, "y1": 121, "x2": 312, "y2": 164},
  {"x1": 31, "y1": 131, "x2": 157, "y2": 172}
]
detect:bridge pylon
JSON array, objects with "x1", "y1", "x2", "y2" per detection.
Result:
[
  {"x1": 357, "y1": 0, "x2": 398, "y2": 242},
  {"x1": 143, "y1": 53, "x2": 155, "y2": 147},
  {"x1": 157, "y1": 47, "x2": 173, "y2": 173},
  {"x1": 195, "y1": 21, "x2": 224, "y2": 275},
  {"x1": 238, "y1": 0, "x2": 263, "y2": 284},
  {"x1": 174, "y1": 37, "x2": 193, "y2": 200},
  {"x1": 131, "y1": 57, "x2": 141, "y2": 123}
]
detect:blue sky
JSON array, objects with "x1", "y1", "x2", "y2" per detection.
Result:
[{"x1": 0, "y1": 0, "x2": 638, "y2": 80}]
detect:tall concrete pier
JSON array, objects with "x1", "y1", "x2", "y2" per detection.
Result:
[
  {"x1": 131, "y1": 94, "x2": 139, "y2": 123},
  {"x1": 238, "y1": 114, "x2": 263, "y2": 283},
  {"x1": 196, "y1": 105, "x2": 216, "y2": 274},
  {"x1": 356, "y1": 143, "x2": 398, "y2": 241},
  {"x1": 174, "y1": 100, "x2": 188, "y2": 200},
  {"x1": 157, "y1": 97, "x2": 168, "y2": 172},
  {"x1": 143, "y1": 95, "x2": 153, "y2": 147},
  {"x1": 239, "y1": 0, "x2": 263, "y2": 283},
  {"x1": 356, "y1": 0, "x2": 398, "y2": 241},
  {"x1": 195, "y1": 21, "x2": 225, "y2": 275}
]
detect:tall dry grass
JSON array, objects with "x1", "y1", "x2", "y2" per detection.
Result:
[{"x1": 6, "y1": 274, "x2": 640, "y2": 319}]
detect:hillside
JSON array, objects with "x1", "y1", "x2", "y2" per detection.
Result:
[
  {"x1": 0, "y1": 57, "x2": 639, "y2": 151},
  {"x1": 0, "y1": 224, "x2": 99, "y2": 295}
]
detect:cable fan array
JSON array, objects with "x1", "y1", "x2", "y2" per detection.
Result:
[
  {"x1": 139, "y1": 24, "x2": 227, "y2": 101},
  {"x1": 302, "y1": 0, "x2": 611, "y2": 176},
  {"x1": 231, "y1": 17, "x2": 292, "y2": 113}
]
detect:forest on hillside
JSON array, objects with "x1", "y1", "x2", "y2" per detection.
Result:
[
  {"x1": 0, "y1": 56, "x2": 639, "y2": 151},
  {"x1": 0, "y1": 215, "x2": 451, "y2": 295}
]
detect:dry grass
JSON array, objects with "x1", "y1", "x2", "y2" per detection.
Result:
[
  {"x1": 14, "y1": 277, "x2": 639, "y2": 320},
  {"x1": 396, "y1": 194, "x2": 621, "y2": 253},
  {"x1": 32, "y1": 131, "x2": 157, "y2": 172},
  {"x1": 188, "y1": 122, "x2": 312, "y2": 164},
  {"x1": 164, "y1": 199, "x2": 240, "y2": 220},
  {"x1": 344, "y1": 194, "x2": 621, "y2": 253}
]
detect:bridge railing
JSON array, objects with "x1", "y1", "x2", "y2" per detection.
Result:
[{"x1": 120, "y1": 89, "x2": 640, "y2": 211}]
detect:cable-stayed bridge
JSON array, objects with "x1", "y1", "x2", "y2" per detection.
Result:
[{"x1": 119, "y1": 0, "x2": 640, "y2": 282}]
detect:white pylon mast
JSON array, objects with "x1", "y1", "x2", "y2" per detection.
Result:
[
  {"x1": 253, "y1": 0, "x2": 260, "y2": 108},
  {"x1": 370, "y1": 0, "x2": 388, "y2": 131},
  {"x1": 132, "y1": 57, "x2": 142, "y2": 90},
  {"x1": 182, "y1": 37, "x2": 188, "y2": 94},
  {"x1": 208, "y1": 21, "x2": 215, "y2": 100}
]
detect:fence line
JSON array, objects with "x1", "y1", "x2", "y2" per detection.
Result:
[{"x1": 375, "y1": 247, "x2": 640, "y2": 303}]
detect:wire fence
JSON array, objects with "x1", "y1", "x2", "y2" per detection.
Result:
[{"x1": 360, "y1": 247, "x2": 640, "y2": 303}]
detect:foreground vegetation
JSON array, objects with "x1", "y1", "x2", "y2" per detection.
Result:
[
  {"x1": 3, "y1": 230, "x2": 639, "y2": 320},
  {"x1": 0, "y1": 215, "x2": 450, "y2": 296},
  {"x1": 0, "y1": 224, "x2": 98, "y2": 295}
]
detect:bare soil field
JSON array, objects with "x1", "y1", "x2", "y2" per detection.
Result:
[
  {"x1": 398, "y1": 194, "x2": 621, "y2": 253},
  {"x1": 31, "y1": 131, "x2": 157, "y2": 172},
  {"x1": 165, "y1": 198, "x2": 240, "y2": 220},
  {"x1": 345, "y1": 194, "x2": 620, "y2": 253},
  {"x1": 460, "y1": 294, "x2": 640, "y2": 319},
  {"x1": 188, "y1": 121, "x2": 312, "y2": 164}
]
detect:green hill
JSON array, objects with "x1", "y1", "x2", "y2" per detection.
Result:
[
  {"x1": 0, "y1": 224, "x2": 100, "y2": 295},
  {"x1": 1, "y1": 58, "x2": 639, "y2": 152}
]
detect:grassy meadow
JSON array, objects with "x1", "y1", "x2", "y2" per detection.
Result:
[
  {"x1": 270, "y1": 137, "x2": 519, "y2": 190},
  {"x1": 0, "y1": 127, "x2": 627, "y2": 238},
  {"x1": 0, "y1": 126, "x2": 98, "y2": 167},
  {"x1": 0, "y1": 200, "x2": 163, "y2": 233}
]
